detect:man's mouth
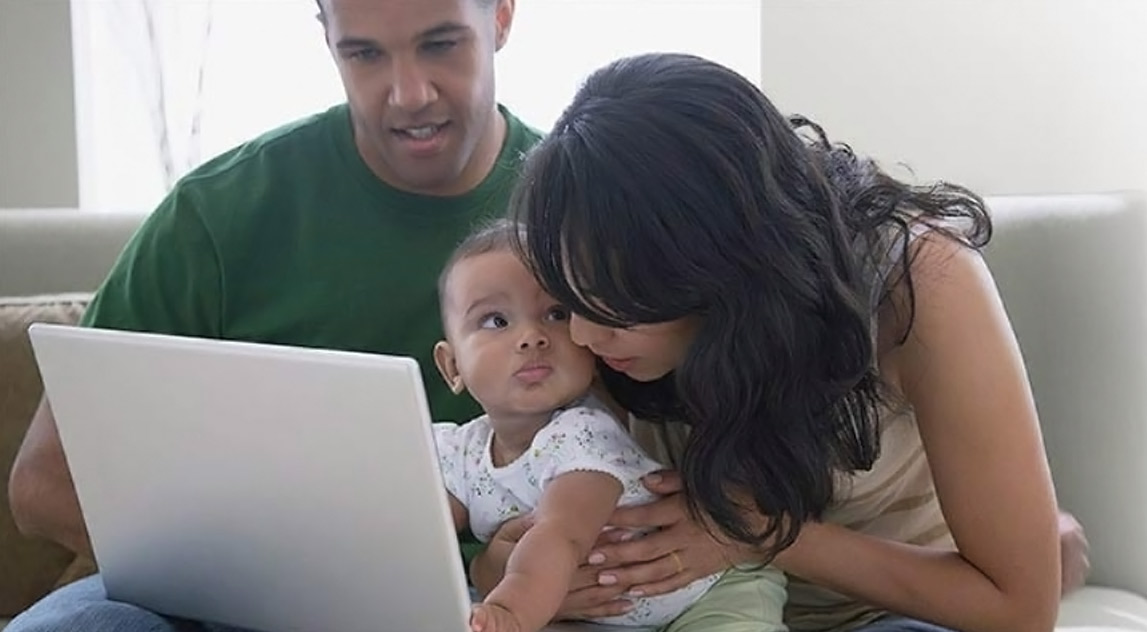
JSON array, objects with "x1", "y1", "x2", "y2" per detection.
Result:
[{"x1": 393, "y1": 123, "x2": 447, "y2": 140}]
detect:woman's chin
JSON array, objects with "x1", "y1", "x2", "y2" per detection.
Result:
[{"x1": 625, "y1": 366, "x2": 673, "y2": 382}]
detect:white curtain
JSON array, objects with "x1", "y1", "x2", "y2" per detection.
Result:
[
  {"x1": 71, "y1": 0, "x2": 762, "y2": 212},
  {"x1": 104, "y1": 0, "x2": 215, "y2": 190}
]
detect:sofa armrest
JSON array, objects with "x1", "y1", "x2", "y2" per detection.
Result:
[
  {"x1": 983, "y1": 191, "x2": 1147, "y2": 597},
  {"x1": 0, "y1": 294, "x2": 95, "y2": 616}
]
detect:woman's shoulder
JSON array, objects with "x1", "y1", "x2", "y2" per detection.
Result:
[{"x1": 877, "y1": 228, "x2": 999, "y2": 393}]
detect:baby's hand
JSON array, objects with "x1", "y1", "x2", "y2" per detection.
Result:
[{"x1": 471, "y1": 602, "x2": 523, "y2": 632}]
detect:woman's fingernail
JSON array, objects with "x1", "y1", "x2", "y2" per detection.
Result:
[
  {"x1": 645, "y1": 473, "x2": 662, "y2": 485},
  {"x1": 598, "y1": 574, "x2": 618, "y2": 586},
  {"x1": 587, "y1": 552, "x2": 606, "y2": 565},
  {"x1": 625, "y1": 589, "x2": 645, "y2": 598}
]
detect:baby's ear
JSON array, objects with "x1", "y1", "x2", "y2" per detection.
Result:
[{"x1": 433, "y1": 340, "x2": 466, "y2": 395}]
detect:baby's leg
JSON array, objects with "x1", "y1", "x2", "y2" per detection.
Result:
[{"x1": 662, "y1": 567, "x2": 787, "y2": 632}]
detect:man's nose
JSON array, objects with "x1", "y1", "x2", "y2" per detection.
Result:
[{"x1": 389, "y1": 60, "x2": 436, "y2": 111}]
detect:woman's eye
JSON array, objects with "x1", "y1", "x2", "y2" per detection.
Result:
[
  {"x1": 479, "y1": 314, "x2": 509, "y2": 329},
  {"x1": 545, "y1": 307, "x2": 570, "y2": 322}
]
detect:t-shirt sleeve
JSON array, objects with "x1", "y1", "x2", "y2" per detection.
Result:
[
  {"x1": 534, "y1": 406, "x2": 660, "y2": 492},
  {"x1": 80, "y1": 185, "x2": 222, "y2": 338},
  {"x1": 431, "y1": 422, "x2": 467, "y2": 505}
]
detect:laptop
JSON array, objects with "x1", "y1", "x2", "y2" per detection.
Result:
[{"x1": 28, "y1": 323, "x2": 619, "y2": 632}]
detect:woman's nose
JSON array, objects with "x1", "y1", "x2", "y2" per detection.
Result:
[{"x1": 569, "y1": 314, "x2": 606, "y2": 347}]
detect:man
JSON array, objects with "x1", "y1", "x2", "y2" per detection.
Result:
[{"x1": 7, "y1": 0, "x2": 532, "y2": 629}]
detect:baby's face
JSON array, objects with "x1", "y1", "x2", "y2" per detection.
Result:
[{"x1": 441, "y1": 250, "x2": 597, "y2": 419}]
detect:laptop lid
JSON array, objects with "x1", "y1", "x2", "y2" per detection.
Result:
[{"x1": 29, "y1": 323, "x2": 473, "y2": 632}]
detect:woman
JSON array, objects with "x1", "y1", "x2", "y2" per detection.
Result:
[{"x1": 473, "y1": 52, "x2": 1073, "y2": 632}]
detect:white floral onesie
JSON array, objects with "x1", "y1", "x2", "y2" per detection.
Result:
[{"x1": 432, "y1": 396, "x2": 721, "y2": 628}]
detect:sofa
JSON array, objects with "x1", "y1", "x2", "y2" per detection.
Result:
[{"x1": 1, "y1": 195, "x2": 1146, "y2": 630}]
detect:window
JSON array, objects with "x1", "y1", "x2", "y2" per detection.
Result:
[{"x1": 71, "y1": 0, "x2": 762, "y2": 211}]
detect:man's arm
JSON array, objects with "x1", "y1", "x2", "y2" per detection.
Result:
[
  {"x1": 9, "y1": 398, "x2": 90, "y2": 555},
  {"x1": 9, "y1": 186, "x2": 222, "y2": 554}
]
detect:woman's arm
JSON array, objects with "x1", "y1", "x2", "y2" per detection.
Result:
[
  {"x1": 776, "y1": 235, "x2": 1060, "y2": 632},
  {"x1": 586, "y1": 236, "x2": 1061, "y2": 632},
  {"x1": 477, "y1": 471, "x2": 623, "y2": 632}
]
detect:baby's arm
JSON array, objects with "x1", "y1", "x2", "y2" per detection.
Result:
[
  {"x1": 448, "y1": 493, "x2": 469, "y2": 533},
  {"x1": 473, "y1": 470, "x2": 623, "y2": 632},
  {"x1": 431, "y1": 422, "x2": 470, "y2": 533}
]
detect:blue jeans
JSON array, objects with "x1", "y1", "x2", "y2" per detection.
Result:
[
  {"x1": 853, "y1": 616, "x2": 957, "y2": 632},
  {"x1": 5, "y1": 576, "x2": 253, "y2": 632},
  {"x1": 9, "y1": 575, "x2": 957, "y2": 632}
]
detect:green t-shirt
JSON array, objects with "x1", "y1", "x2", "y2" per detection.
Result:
[{"x1": 83, "y1": 103, "x2": 542, "y2": 426}]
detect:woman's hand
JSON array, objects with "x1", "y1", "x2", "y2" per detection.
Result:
[
  {"x1": 1059, "y1": 510, "x2": 1091, "y2": 594},
  {"x1": 586, "y1": 470, "x2": 750, "y2": 598}
]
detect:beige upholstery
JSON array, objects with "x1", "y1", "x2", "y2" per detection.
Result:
[
  {"x1": 985, "y1": 191, "x2": 1147, "y2": 628},
  {"x1": 0, "y1": 209, "x2": 145, "y2": 297}
]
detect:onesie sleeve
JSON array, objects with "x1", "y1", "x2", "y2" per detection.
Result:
[
  {"x1": 533, "y1": 406, "x2": 662, "y2": 493},
  {"x1": 431, "y1": 422, "x2": 467, "y2": 505}
]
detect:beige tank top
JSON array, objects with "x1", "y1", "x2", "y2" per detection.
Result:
[{"x1": 628, "y1": 404, "x2": 953, "y2": 632}]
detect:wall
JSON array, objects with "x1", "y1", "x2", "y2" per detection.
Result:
[
  {"x1": 760, "y1": 0, "x2": 1147, "y2": 196},
  {"x1": 5, "y1": 1, "x2": 1144, "y2": 206},
  {"x1": 0, "y1": 0, "x2": 78, "y2": 208}
]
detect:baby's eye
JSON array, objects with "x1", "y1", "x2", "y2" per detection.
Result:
[
  {"x1": 479, "y1": 313, "x2": 509, "y2": 329},
  {"x1": 544, "y1": 306, "x2": 570, "y2": 322}
]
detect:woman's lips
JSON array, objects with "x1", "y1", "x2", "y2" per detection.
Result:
[{"x1": 600, "y1": 356, "x2": 635, "y2": 373}]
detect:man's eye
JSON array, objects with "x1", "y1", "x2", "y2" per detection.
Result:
[
  {"x1": 347, "y1": 48, "x2": 381, "y2": 62},
  {"x1": 479, "y1": 314, "x2": 509, "y2": 329},
  {"x1": 423, "y1": 40, "x2": 458, "y2": 54},
  {"x1": 545, "y1": 307, "x2": 570, "y2": 322}
]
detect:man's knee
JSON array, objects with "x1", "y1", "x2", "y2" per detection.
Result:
[{"x1": 5, "y1": 576, "x2": 166, "y2": 632}]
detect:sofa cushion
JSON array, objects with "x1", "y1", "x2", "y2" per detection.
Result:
[
  {"x1": 0, "y1": 293, "x2": 93, "y2": 617},
  {"x1": 1058, "y1": 586, "x2": 1147, "y2": 630}
]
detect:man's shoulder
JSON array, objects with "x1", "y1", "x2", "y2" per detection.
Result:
[
  {"x1": 182, "y1": 104, "x2": 346, "y2": 189},
  {"x1": 154, "y1": 105, "x2": 351, "y2": 229},
  {"x1": 499, "y1": 104, "x2": 546, "y2": 156}
]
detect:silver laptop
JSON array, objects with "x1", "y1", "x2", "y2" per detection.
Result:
[{"x1": 28, "y1": 323, "x2": 614, "y2": 632}]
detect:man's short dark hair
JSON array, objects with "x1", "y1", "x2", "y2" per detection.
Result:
[{"x1": 316, "y1": 0, "x2": 496, "y2": 20}]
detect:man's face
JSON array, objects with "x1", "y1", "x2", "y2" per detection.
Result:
[{"x1": 321, "y1": 0, "x2": 513, "y2": 196}]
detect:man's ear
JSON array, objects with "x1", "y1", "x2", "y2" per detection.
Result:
[
  {"x1": 493, "y1": 0, "x2": 515, "y2": 51},
  {"x1": 433, "y1": 341, "x2": 466, "y2": 395},
  {"x1": 314, "y1": 0, "x2": 331, "y2": 45}
]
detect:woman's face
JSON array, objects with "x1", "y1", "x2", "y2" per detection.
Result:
[{"x1": 568, "y1": 314, "x2": 699, "y2": 382}]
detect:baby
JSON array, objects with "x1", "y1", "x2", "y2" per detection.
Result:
[{"x1": 431, "y1": 219, "x2": 721, "y2": 632}]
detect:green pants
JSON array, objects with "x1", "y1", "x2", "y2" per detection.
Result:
[{"x1": 664, "y1": 565, "x2": 788, "y2": 632}]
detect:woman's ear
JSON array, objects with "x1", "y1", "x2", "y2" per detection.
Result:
[{"x1": 433, "y1": 341, "x2": 466, "y2": 395}]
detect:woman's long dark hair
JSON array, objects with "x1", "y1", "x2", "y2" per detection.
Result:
[{"x1": 510, "y1": 53, "x2": 990, "y2": 559}]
